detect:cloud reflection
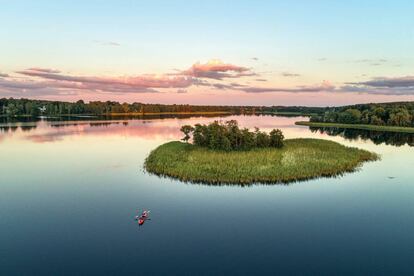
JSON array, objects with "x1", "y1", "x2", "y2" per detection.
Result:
[{"x1": 0, "y1": 115, "x2": 305, "y2": 144}]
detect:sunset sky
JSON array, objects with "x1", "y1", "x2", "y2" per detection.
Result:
[{"x1": 1, "y1": 0, "x2": 414, "y2": 106}]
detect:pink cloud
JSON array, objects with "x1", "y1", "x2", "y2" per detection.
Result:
[
  {"x1": 2, "y1": 60, "x2": 255, "y2": 98},
  {"x1": 3, "y1": 60, "x2": 412, "y2": 102},
  {"x1": 15, "y1": 69, "x2": 195, "y2": 94},
  {"x1": 182, "y1": 59, "x2": 254, "y2": 80}
]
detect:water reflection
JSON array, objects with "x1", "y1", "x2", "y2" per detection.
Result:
[
  {"x1": 2, "y1": 116, "x2": 413, "y2": 147},
  {"x1": 1, "y1": 122, "x2": 182, "y2": 143},
  {"x1": 309, "y1": 126, "x2": 414, "y2": 147},
  {"x1": 152, "y1": 173, "x2": 349, "y2": 187},
  {"x1": 0, "y1": 113, "x2": 233, "y2": 124},
  {"x1": 2, "y1": 114, "x2": 414, "y2": 275},
  {"x1": 0, "y1": 115, "x2": 306, "y2": 144}
]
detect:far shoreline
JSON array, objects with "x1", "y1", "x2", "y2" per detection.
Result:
[{"x1": 295, "y1": 121, "x2": 414, "y2": 134}]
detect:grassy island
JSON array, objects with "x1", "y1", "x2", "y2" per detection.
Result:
[{"x1": 145, "y1": 138, "x2": 379, "y2": 185}]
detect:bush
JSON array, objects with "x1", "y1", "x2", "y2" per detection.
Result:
[
  {"x1": 255, "y1": 128, "x2": 270, "y2": 148},
  {"x1": 270, "y1": 129, "x2": 284, "y2": 148},
  {"x1": 180, "y1": 120, "x2": 284, "y2": 151},
  {"x1": 180, "y1": 125, "x2": 194, "y2": 143}
]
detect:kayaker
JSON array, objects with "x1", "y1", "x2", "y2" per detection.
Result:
[{"x1": 134, "y1": 210, "x2": 150, "y2": 226}]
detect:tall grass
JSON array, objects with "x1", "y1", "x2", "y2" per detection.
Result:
[{"x1": 144, "y1": 139, "x2": 379, "y2": 185}]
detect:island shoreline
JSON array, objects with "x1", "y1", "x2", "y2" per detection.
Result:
[{"x1": 144, "y1": 139, "x2": 379, "y2": 185}]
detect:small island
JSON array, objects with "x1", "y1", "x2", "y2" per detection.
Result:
[{"x1": 145, "y1": 120, "x2": 379, "y2": 185}]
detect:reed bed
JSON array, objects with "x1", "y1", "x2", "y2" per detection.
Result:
[{"x1": 144, "y1": 139, "x2": 379, "y2": 185}]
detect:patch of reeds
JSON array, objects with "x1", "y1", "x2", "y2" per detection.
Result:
[{"x1": 144, "y1": 139, "x2": 379, "y2": 185}]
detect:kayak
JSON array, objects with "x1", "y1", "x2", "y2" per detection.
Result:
[{"x1": 135, "y1": 210, "x2": 150, "y2": 226}]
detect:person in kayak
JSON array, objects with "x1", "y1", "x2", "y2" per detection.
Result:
[{"x1": 134, "y1": 210, "x2": 150, "y2": 226}]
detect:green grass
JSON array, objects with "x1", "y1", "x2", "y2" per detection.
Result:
[
  {"x1": 296, "y1": 121, "x2": 414, "y2": 133},
  {"x1": 144, "y1": 139, "x2": 379, "y2": 185}
]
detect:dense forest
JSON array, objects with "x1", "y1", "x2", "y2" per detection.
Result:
[
  {"x1": 3, "y1": 98, "x2": 413, "y2": 128},
  {"x1": 310, "y1": 102, "x2": 414, "y2": 127},
  {"x1": 0, "y1": 98, "x2": 248, "y2": 116},
  {"x1": 0, "y1": 98, "x2": 325, "y2": 117},
  {"x1": 180, "y1": 120, "x2": 284, "y2": 151}
]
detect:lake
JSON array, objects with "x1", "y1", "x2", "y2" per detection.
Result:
[{"x1": 1, "y1": 115, "x2": 414, "y2": 275}]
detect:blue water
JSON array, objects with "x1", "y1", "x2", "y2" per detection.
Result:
[{"x1": 1, "y1": 115, "x2": 413, "y2": 275}]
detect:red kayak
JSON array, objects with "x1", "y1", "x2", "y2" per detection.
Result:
[{"x1": 135, "y1": 210, "x2": 150, "y2": 226}]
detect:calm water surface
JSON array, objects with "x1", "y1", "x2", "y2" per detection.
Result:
[{"x1": 1, "y1": 115, "x2": 413, "y2": 275}]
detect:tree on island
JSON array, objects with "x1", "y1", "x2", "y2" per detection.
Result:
[
  {"x1": 180, "y1": 120, "x2": 284, "y2": 151},
  {"x1": 270, "y1": 129, "x2": 284, "y2": 148},
  {"x1": 180, "y1": 125, "x2": 194, "y2": 143}
]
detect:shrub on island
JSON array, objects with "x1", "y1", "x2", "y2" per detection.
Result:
[{"x1": 180, "y1": 120, "x2": 284, "y2": 151}]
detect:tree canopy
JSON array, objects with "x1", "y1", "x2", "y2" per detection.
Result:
[
  {"x1": 310, "y1": 102, "x2": 414, "y2": 127},
  {"x1": 0, "y1": 97, "x2": 326, "y2": 117},
  {"x1": 180, "y1": 120, "x2": 284, "y2": 151}
]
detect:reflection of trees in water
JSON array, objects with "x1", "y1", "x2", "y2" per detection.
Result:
[
  {"x1": 0, "y1": 117, "x2": 41, "y2": 124},
  {"x1": 20, "y1": 125, "x2": 38, "y2": 132},
  {"x1": 263, "y1": 113, "x2": 307, "y2": 118},
  {"x1": 310, "y1": 127, "x2": 414, "y2": 147},
  {"x1": 150, "y1": 170, "x2": 348, "y2": 187},
  {"x1": 101, "y1": 113, "x2": 233, "y2": 120},
  {"x1": 0, "y1": 125, "x2": 20, "y2": 133},
  {"x1": 0, "y1": 113, "x2": 233, "y2": 133},
  {"x1": 0, "y1": 122, "x2": 38, "y2": 133},
  {"x1": 1, "y1": 113, "x2": 232, "y2": 124}
]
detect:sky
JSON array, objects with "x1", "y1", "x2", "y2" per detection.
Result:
[{"x1": 1, "y1": 0, "x2": 414, "y2": 106}]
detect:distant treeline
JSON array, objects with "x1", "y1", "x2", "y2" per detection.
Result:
[
  {"x1": 0, "y1": 98, "x2": 326, "y2": 117},
  {"x1": 310, "y1": 102, "x2": 414, "y2": 127},
  {"x1": 0, "y1": 98, "x2": 248, "y2": 116}
]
